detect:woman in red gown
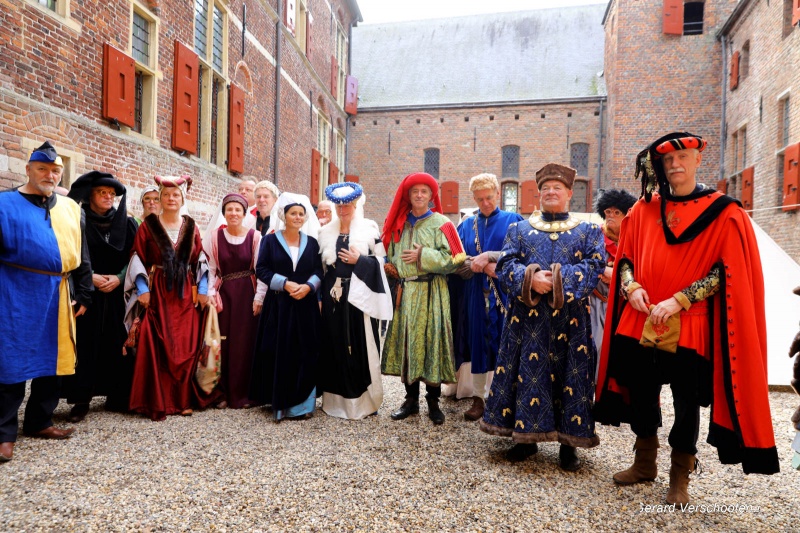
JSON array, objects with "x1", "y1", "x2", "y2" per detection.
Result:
[{"x1": 128, "y1": 176, "x2": 209, "y2": 421}]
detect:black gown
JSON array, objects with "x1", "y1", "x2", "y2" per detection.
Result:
[
  {"x1": 250, "y1": 232, "x2": 323, "y2": 411},
  {"x1": 62, "y1": 208, "x2": 138, "y2": 410}
]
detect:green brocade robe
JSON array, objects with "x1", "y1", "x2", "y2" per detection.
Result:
[{"x1": 381, "y1": 213, "x2": 465, "y2": 385}]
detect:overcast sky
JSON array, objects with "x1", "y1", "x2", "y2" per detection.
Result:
[{"x1": 356, "y1": 0, "x2": 607, "y2": 25}]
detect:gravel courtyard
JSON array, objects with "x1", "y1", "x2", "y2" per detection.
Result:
[{"x1": 2, "y1": 379, "x2": 798, "y2": 532}]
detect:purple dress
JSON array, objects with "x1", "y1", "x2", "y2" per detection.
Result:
[{"x1": 216, "y1": 227, "x2": 259, "y2": 408}]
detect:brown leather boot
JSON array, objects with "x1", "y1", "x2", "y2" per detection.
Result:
[
  {"x1": 666, "y1": 449, "x2": 696, "y2": 505},
  {"x1": 612, "y1": 436, "x2": 659, "y2": 485},
  {"x1": 463, "y1": 396, "x2": 485, "y2": 421}
]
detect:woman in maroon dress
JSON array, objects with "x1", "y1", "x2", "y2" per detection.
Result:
[
  {"x1": 128, "y1": 176, "x2": 209, "y2": 421},
  {"x1": 205, "y1": 193, "x2": 265, "y2": 408}
]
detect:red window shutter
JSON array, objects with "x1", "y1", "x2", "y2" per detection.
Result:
[
  {"x1": 730, "y1": 51, "x2": 740, "y2": 90},
  {"x1": 783, "y1": 142, "x2": 800, "y2": 211},
  {"x1": 329, "y1": 161, "x2": 339, "y2": 184},
  {"x1": 345, "y1": 174, "x2": 359, "y2": 183},
  {"x1": 171, "y1": 41, "x2": 199, "y2": 155},
  {"x1": 310, "y1": 149, "x2": 321, "y2": 201},
  {"x1": 716, "y1": 178, "x2": 728, "y2": 194},
  {"x1": 227, "y1": 84, "x2": 245, "y2": 174},
  {"x1": 284, "y1": 0, "x2": 296, "y2": 36},
  {"x1": 520, "y1": 180, "x2": 540, "y2": 213},
  {"x1": 345, "y1": 75, "x2": 358, "y2": 115},
  {"x1": 793, "y1": 0, "x2": 800, "y2": 26},
  {"x1": 102, "y1": 44, "x2": 136, "y2": 128},
  {"x1": 740, "y1": 166, "x2": 754, "y2": 213},
  {"x1": 440, "y1": 181, "x2": 459, "y2": 214},
  {"x1": 331, "y1": 55, "x2": 339, "y2": 97},
  {"x1": 662, "y1": 0, "x2": 683, "y2": 35},
  {"x1": 305, "y1": 15, "x2": 311, "y2": 58}
]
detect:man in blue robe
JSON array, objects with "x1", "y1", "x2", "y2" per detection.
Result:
[
  {"x1": 456, "y1": 173, "x2": 523, "y2": 421},
  {"x1": 480, "y1": 163, "x2": 605, "y2": 471},
  {"x1": 0, "y1": 142, "x2": 92, "y2": 463}
]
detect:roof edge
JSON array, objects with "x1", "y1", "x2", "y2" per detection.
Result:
[
  {"x1": 717, "y1": 0, "x2": 753, "y2": 38},
  {"x1": 358, "y1": 96, "x2": 608, "y2": 113},
  {"x1": 347, "y1": 0, "x2": 363, "y2": 24},
  {"x1": 601, "y1": 0, "x2": 615, "y2": 26}
]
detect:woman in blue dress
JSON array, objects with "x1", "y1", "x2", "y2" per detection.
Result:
[{"x1": 250, "y1": 193, "x2": 323, "y2": 421}]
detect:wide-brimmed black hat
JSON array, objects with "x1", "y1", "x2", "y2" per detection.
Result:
[{"x1": 68, "y1": 170, "x2": 126, "y2": 204}]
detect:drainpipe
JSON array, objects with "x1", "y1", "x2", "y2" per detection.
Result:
[
  {"x1": 719, "y1": 36, "x2": 727, "y2": 183},
  {"x1": 273, "y1": 1, "x2": 283, "y2": 186},
  {"x1": 596, "y1": 99, "x2": 605, "y2": 190},
  {"x1": 344, "y1": 19, "x2": 356, "y2": 175}
]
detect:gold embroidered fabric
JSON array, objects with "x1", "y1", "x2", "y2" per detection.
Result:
[
  {"x1": 680, "y1": 264, "x2": 721, "y2": 303},
  {"x1": 527, "y1": 211, "x2": 582, "y2": 232}
]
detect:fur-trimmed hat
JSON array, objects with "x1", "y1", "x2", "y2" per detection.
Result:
[
  {"x1": 535, "y1": 163, "x2": 576, "y2": 189},
  {"x1": 594, "y1": 188, "x2": 638, "y2": 219}
]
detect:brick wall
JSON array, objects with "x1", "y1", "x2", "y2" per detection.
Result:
[
  {"x1": 0, "y1": 0, "x2": 356, "y2": 227},
  {"x1": 723, "y1": 0, "x2": 800, "y2": 262},
  {"x1": 603, "y1": 0, "x2": 738, "y2": 193},
  {"x1": 349, "y1": 101, "x2": 606, "y2": 223}
]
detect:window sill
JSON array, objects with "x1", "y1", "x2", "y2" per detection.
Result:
[{"x1": 23, "y1": 0, "x2": 81, "y2": 34}]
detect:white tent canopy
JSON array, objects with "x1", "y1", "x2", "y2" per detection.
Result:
[{"x1": 753, "y1": 220, "x2": 800, "y2": 386}]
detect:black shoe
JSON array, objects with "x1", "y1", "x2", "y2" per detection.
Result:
[
  {"x1": 426, "y1": 398, "x2": 445, "y2": 425},
  {"x1": 506, "y1": 443, "x2": 539, "y2": 462},
  {"x1": 559, "y1": 444, "x2": 581, "y2": 472},
  {"x1": 390, "y1": 399, "x2": 419, "y2": 420},
  {"x1": 68, "y1": 403, "x2": 90, "y2": 423}
]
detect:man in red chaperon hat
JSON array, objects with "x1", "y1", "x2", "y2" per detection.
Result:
[
  {"x1": 380, "y1": 173, "x2": 466, "y2": 425},
  {"x1": 594, "y1": 132, "x2": 779, "y2": 505}
]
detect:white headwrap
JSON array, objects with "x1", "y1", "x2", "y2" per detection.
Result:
[{"x1": 268, "y1": 192, "x2": 320, "y2": 239}]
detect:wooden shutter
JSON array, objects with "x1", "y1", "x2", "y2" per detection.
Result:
[
  {"x1": 305, "y1": 14, "x2": 311, "y2": 58},
  {"x1": 440, "y1": 181, "x2": 459, "y2": 214},
  {"x1": 520, "y1": 180, "x2": 540, "y2": 213},
  {"x1": 228, "y1": 84, "x2": 245, "y2": 174},
  {"x1": 329, "y1": 161, "x2": 339, "y2": 184},
  {"x1": 284, "y1": 0, "x2": 296, "y2": 36},
  {"x1": 344, "y1": 174, "x2": 359, "y2": 183},
  {"x1": 345, "y1": 75, "x2": 358, "y2": 115},
  {"x1": 310, "y1": 149, "x2": 321, "y2": 201},
  {"x1": 793, "y1": 0, "x2": 800, "y2": 26},
  {"x1": 102, "y1": 44, "x2": 136, "y2": 128},
  {"x1": 662, "y1": 0, "x2": 683, "y2": 35},
  {"x1": 716, "y1": 178, "x2": 728, "y2": 194},
  {"x1": 330, "y1": 55, "x2": 338, "y2": 97},
  {"x1": 740, "y1": 166, "x2": 754, "y2": 213},
  {"x1": 730, "y1": 51, "x2": 740, "y2": 91},
  {"x1": 783, "y1": 142, "x2": 800, "y2": 211},
  {"x1": 171, "y1": 41, "x2": 199, "y2": 155}
]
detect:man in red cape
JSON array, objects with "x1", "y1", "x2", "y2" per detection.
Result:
[{"x1": 594, "y1": 132, "x2": 779, "y2": 505}]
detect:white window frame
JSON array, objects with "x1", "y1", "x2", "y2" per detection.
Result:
[
  {"x1": 317, "y1": 113, "x2": 331, "y2": 203},
  {"x1": 24, "y1": 0, "x2": 81, "y2": 34},
  {"x1": 126, "y1": 0, "x2": 161, "y2": 141},
  {"x1": 194, "y1": 0, "x2": 230, "y2": 166},
  {"x1": 335, "y1": 129, "x2": 346, "y2": 183},
  {"x1": 335, "y1": 20, "x2": 348, "y2": 106}
]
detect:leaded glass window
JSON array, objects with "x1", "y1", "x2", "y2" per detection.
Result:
[
  {"x1": 502, "y1": 182, "x2": 518, "y2": 213},
  {"x1": 38, "y1": 0, "x2": 56, "y2": 11},
  {"x1": 132, "y1": 11, "x2": 150, "y2": 65},
  {"x1": 571, "y1": 143, "x2": 589, "y2": 175},
  {"x1": 424, "y1": 148, "x2": 440, "y2": 179},
  {"x1": 572, "y1": 180, "x2": 588, "y2": 212},
  {"x1": 194, "y1": 0, "x2": 209, "y2": 57},
  {"x1": 212, "y1": 4, "x2": 224, "y2": 74},
  {"x1": 502, "y1": 145, "x2": 519, "y2": 178}
]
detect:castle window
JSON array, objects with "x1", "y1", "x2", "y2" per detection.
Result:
[
  {"x1": 502, "y1": 145, "x2": 520, "y2": 178},
  {"x1": 501, "y1": 182, "x2": 518, "y2": 213},
  {"x1": 684, "y1": 2, "x2": 704, "y2": 35},
  {"x1": 570, "y1": 143, "x2": 590, "y2": 176},
  {"x1": 424, "y1": 148, "x2": 440, "y2": 179}
]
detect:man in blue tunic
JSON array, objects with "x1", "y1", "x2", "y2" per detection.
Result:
[
  {"x1": 0, "y1": 142, "x2": 92, "y2": 463},
  {"x1": 479, "y1": 163, "x2": 605, "y2": 471},
  {"x1": 456, "y1": 173, "x2": 523, "y2": 421}
]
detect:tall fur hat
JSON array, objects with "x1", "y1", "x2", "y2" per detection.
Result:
[{"x1": 594, "y1": 188, "x2": 638, "y2": 219}]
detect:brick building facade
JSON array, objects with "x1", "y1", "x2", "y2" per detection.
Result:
[
  {"x1": 720, "y1": 0, "x2": 800, "y2": 261},
  {"x1": 348, "y1": 6, "x2": 608, "y2": 223},
  {"x1": 0, "y1": 0, "x2": 361, "y2": 226},
  {"x1": 602, "y1": 0, "x2": 799, "y2": 262}
]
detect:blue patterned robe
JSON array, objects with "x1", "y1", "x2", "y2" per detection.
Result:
[
  {"x1": 480, "y1": 212, "x2": 605, "y2": 447},
  {"x1": 457, "y1": 208, "x2": 523, "y2": 374}
]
